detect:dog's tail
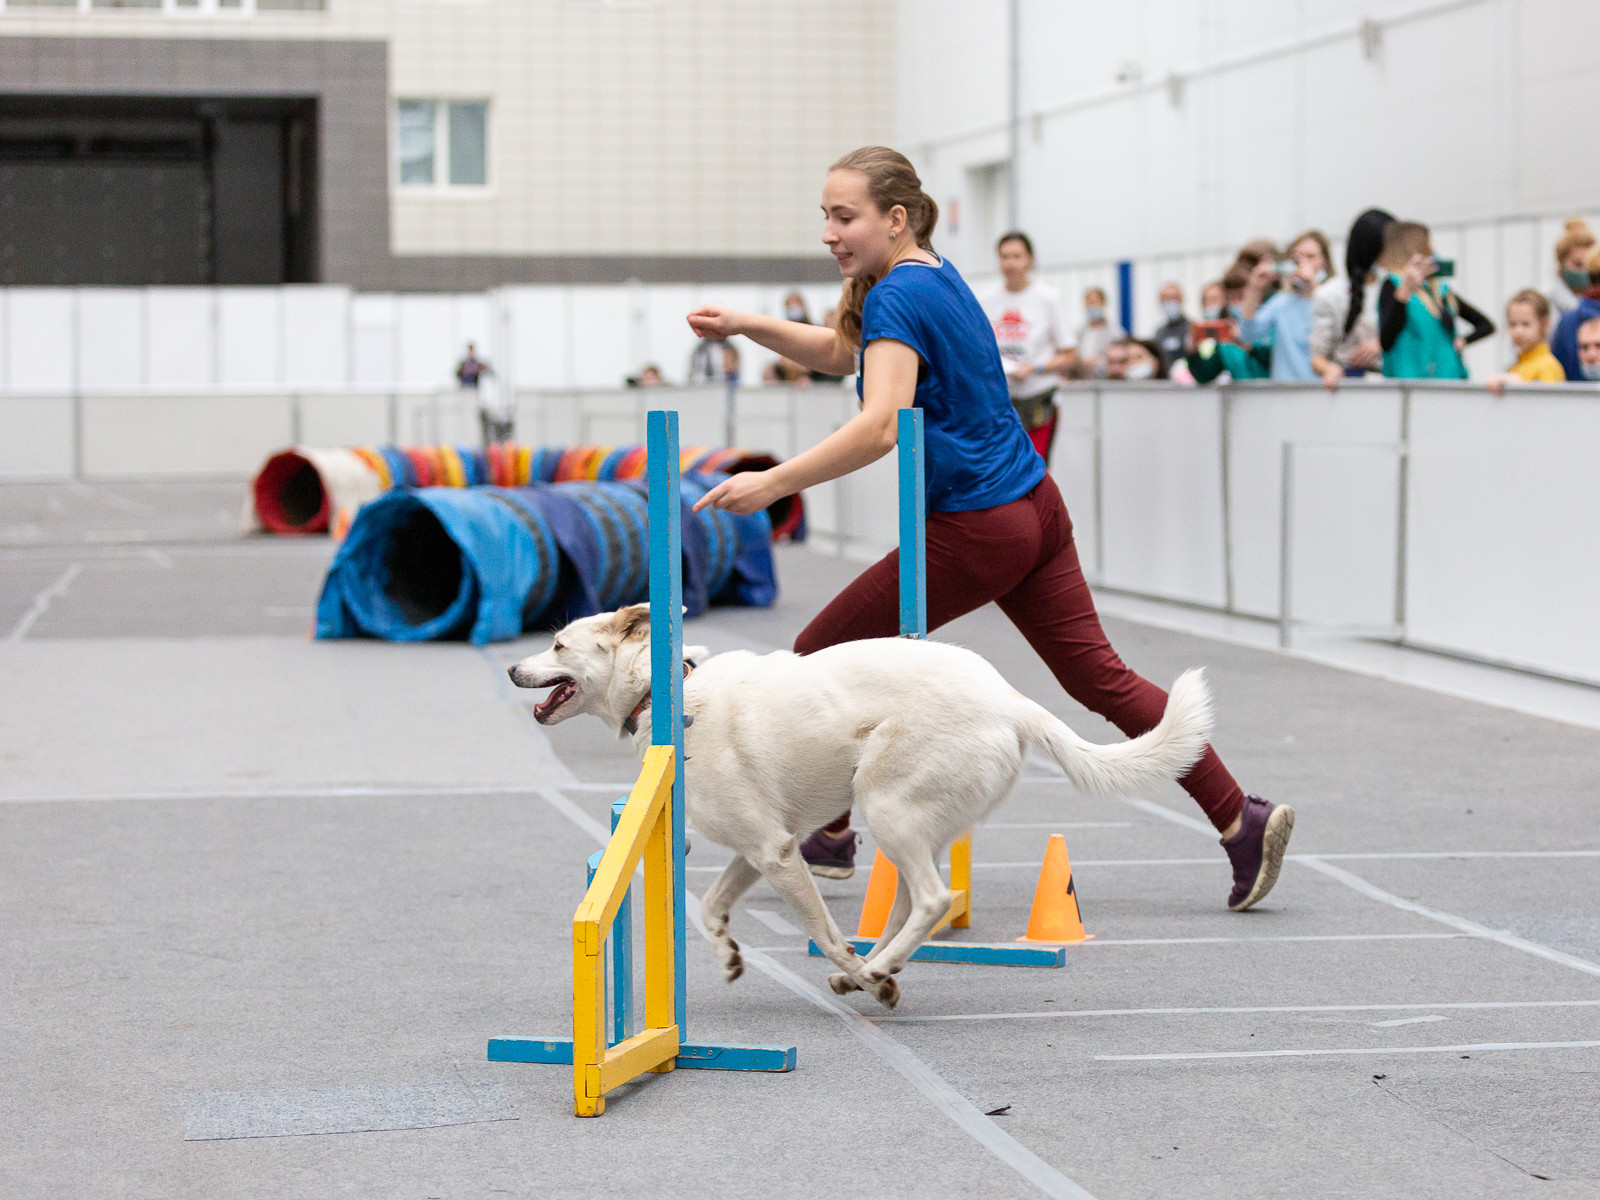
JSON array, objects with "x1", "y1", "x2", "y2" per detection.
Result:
[{"x1": 1022, "y1": 668, "x2": 1213, "y2": 798}]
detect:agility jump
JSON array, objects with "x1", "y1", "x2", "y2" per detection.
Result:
[{"x1": 487, "y1": 409, "x2": 794, "y2": 1117}]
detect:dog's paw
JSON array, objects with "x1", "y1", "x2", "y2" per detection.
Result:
[
  {"x1": 871, "y1": 975, "x2": 900, "y2": 1010},
  {"x1": 828, "y1": 972, "x2": 862, "y2": 995},
  {"x1": 723, "y1": 958, "x2": 744, "y2": 983}
]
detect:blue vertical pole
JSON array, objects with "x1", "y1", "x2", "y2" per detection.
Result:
[
  {"x1": 1117, "y1": 259, "x2": 1134, "y2": 337},
  {"x1": 897, "y1": 407, "x2": 926, "y2": 640},
  {"x1": 610, "y1": 797, "x2": 633, "y2": 1046},
  {"x1": 647, "y1": 409, "x2": 687, "y2": 1036}
]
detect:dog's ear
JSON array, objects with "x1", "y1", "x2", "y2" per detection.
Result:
[{"x1": 614, "y1": 603, "x2": 651, "y2": 644}]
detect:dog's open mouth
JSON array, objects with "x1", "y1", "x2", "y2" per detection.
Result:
[{"x1": 533, "y1": 677, "x2": 577, "y2": 723}]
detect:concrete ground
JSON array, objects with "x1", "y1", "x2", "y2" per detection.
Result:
[{"x1": 2, "y1": 480, "x2": 1598, "y2": 1200}]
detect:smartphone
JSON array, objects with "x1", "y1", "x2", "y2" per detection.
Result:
[
  {"x1": 1429, "y1": 257, "x2": 1456, "y2": 278},
  {"x1": 1272, "y1": 260, "x2": 1297, "y2": 276},
  {"x1": 1190, "y1": 319, "x2": 1237, "y2": 345}
]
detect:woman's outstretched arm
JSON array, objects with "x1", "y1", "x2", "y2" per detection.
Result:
[
  {"x1": 692, "y1": 338, "x2": 918, "y2": 515},
  {"x1": 687, "y1": 304, "x2": 857, "y2": 377}
]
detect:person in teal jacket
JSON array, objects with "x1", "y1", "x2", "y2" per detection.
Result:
[{"x1": 1374, "y1": 222, "x2": 1494, "y2": 379}]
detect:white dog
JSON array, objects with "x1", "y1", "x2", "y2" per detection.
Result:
[{"x1": 511, "y1": 605, "x2": 1213, "y2": 1009}]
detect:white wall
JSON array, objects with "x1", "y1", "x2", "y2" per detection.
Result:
[{"x1": 899, "y1": 0, "x2": 1600, "y2": 377}]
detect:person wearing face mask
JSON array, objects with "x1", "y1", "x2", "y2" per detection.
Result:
[
  {"x1": 1074, "y1": 285, "x2": 1125, "y2": 377},
  {"x1": 1549, "y1": 245, "x2": 1600, "y2": 381},
  {"x1": 1151, "y1": 282, "x2": 1190, "y2": 373},
  {"x1": 1105, "y1": 338, "x2": 1164, "y2": 382},
  {"x1": 1238, "y1": 230, "x2": 1332, "y2": 382},
  {"x1": 977, "y1": 231, "x2": 1077, "y2": 462},
  {"x1": 1310, "y1": 209, "x2": 1393, "y2": 391},
  {"x1": 1574, "y1": 315, "x2": 1600, "y2": 382},
  {"x1": 1200, "y1": 281, "x2": 1226, "y2": 322},
  {"x1": 1548, "y1": 219, "x2": 1596, "y2": 321}
]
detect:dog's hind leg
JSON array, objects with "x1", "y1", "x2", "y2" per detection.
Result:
[
  {"x1": 852, "y1": 839, "x2": 952, "y2": 1009},
  {"x1": 830, "y1": 875, "x2": 913, "y2": 997},
  {"x1": 700, "y1": 855, "x2": 762, "y2": 983}
]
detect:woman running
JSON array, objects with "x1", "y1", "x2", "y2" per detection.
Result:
[{"x1": 687, "y1": 146, "x2": 1293, "y2": 911}]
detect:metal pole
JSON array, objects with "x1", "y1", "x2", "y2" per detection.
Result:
[
  {"x1": 723, "y1": 372, "x2": 737, "y2": 449},
  {"x1": 1278, "y1": 441, "x2": 1295, "y2": 649},
  {"x1": 1007, "y1": 0, "x2": 1021, "y2": 230},
  {"x1": 1092, "y1": 386, "x2": 1105, "y2": 579},
  {"x1": 647, "y1": 409, "x2": 687, "y2": 1036},
  {"x1": 898, "y1": 407, "x2": 926, "y2": 638},
  {"x1": 1219, "y1": 385, "x2": 1235, "y2": 613},
  {"x1": 1394, "y1": 387, "x2": 1411, "y2": 636}
]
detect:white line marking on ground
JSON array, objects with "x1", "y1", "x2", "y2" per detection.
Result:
[
  {"x1": 1118, "y1": 796, "x2": 1218, "y2": 836},
  {"x1": 1097, "y1": 1040, "x2": 1600, "y2": 1063},
  {"x1": 743, "y1": 908, "x2": 802, "y2": 936},
  {"x1": 972, "y1": 858, "x2": 1216, "y2": 868},
  {"x1": 83, "y1": 529, "x2": 149, "y2": 543},
  {"x1": 1081, "y1": 932, "x2": 1463, "y2": 947},
  {"x1": 1371, "y1": 1015, "x2": 1448, "y2": 1027},
  {"x1": 1307, "y1": 850, "x2": 1600, "y2": 860},
  {"x1": 0, "y1": 784, "x2": 544, "y2": 805},
  {"x1": 885, "y1": 999, "x2": 1600, "y2": 1024},
  {"x1": 534, "y1": 789, "x2": 1097, "y2": 1200},
  {"x1": 1118, "y1": 796, "x2": 1600, "y2": 981},
  {"x1": 8, "y1": 562, "x2": 81, "y2": 641},
  {"x1": 1296, "y1": 856, "x2": 1600, "y2": 980},
  {"x1": 143, "y1": 546, "x2": 174, "y2": 568},
  {"x1": 983, "y1": 822, "x2": 1132, "y2": 830}
]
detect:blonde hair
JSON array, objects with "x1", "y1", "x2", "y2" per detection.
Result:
[
  {"x1": 1556, "y1": 217, "x2": 1596, "y2": 266},
  {"x1": 829, "y1": 147, "x2": 939, "y2": 346},
  {"x1": 1379, "y1": 221, "x2": 1432, "y2": 272}
]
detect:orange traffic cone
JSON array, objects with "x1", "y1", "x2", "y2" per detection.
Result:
[
  {"x1": 1017, "y1": 834, "x2": 1092, "y2": 943},
  {"x1": 856, "y1": 849, "x2": 898, "y2": 938}
]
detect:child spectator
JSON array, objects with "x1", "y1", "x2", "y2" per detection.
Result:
[
  {"x1": 1376, "y1": 221, "x2": 1494, "y2": 379},
  {"x1": 1550, "y1": 245, "x2": 1600, "y2": 380},
  {"x1": 1239, "y1": 230, "x2": 1331, "y2": 382},
  {"x1": 1074, "y1": 285, "x2": 1125, "y2": 377},
  {"x1": 1486, "y1": 290, "x2": 1564, "y2": 393},
  {"x1": 977, "y1": 231, "x2": 1076, "y2": 462},
  {"x1": 1200, "y1": 281, "x2": 1226, "y2": 320},
  {"x1": 1548, "y1": 218, "x2": 1596, "y2": 320},
  {"x1": 1311, "y1": 208, "x2": 1392, "y2": 390}
]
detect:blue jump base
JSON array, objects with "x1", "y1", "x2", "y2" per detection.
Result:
[
  {"x1": 807, "y1": 937, "x2": 1068, "y2": 968},
  {"x1": 488, "y1": 1037, "x2": 796, "y2": 1072}
]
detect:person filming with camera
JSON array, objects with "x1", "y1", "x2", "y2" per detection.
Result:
[
  {"x1": 1375, "y1": 221, "x2": 1494, "y2": 380},
  {"x1": 1236, "y1": 231, "x2": 1331, "y2": 382}
]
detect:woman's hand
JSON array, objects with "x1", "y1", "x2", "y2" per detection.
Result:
[
  {"x1": 1347, "y1": 338, "x2": 1381, "y2": 369},
  {"x1": 1009, "y1": 361, "x2": 1036, "y2": 381},
  {"x1": 1321, "y1": 362, "x2": 1344, "y2": 392},
  {"x1": 692, "y1": 469, "x2": 779, "y2": 516},
  {"x1": 686, "y1": 304, "x2": 748, "y2": 340},
  {"x1": 1246, "y1": 258, "x2": 1276, "y2": 297}
]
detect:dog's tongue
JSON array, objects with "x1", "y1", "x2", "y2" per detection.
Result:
[{"x1": 534, "y1": 681, "x2": 574, "y2": 722}]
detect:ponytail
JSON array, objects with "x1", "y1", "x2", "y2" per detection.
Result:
[
  {"x1": 1343, "y1": 208, "x2": 1395, "y2": 336},
  {"x1": 829, "y1": 146, "x2": 939, "y2": 346}
]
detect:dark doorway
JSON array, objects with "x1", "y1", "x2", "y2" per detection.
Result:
[{"x1": 0, "y1": 94, "x2": 318, "y2": 286}]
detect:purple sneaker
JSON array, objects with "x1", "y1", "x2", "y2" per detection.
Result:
[
  {"x1": 801, "y1": 826, "x2": 859, "y2": 879},
  {"x1": 1221, "y1": 796, "x2": 1295, "y2": 911}
]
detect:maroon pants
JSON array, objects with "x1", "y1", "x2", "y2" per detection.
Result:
[{"x1": 795, "y1": 472, "x2": 1245, "y2": 833}]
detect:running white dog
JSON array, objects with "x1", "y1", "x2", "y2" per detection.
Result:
[{"x1": 510, "y1": 604, "x2": 1213, "y2": 1010}]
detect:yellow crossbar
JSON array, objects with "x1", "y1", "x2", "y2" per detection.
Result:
[
  {"x1": 596, "y1": 1024, "x2": 681, "y2": 1095},
  {"x1": 573, "y1": 746, "x2": 674, "y2": 956}
]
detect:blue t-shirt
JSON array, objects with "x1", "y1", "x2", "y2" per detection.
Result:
[{"x1": 857, "y1": 256, "x2": 1046, "y2": 512}]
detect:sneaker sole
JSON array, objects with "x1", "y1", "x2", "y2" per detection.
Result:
[
  {"x1": 807, "y1": 863, "x2": 855, "y2": 880},
  {"x1": 1230, "y1": 804, "x2": 1295, "y2": 912}
]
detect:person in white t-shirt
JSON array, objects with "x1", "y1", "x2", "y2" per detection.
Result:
[{"x1": 976, "y1": 231, "x2": 1077, "y2": 463}]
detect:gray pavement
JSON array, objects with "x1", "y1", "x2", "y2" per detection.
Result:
[{"x1": 2, "y1": 481, "x2": 1598, "y2": 1199}]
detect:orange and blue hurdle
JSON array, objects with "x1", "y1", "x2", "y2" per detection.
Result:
[
  {"x1": 807, "y1": 407, "x2": 1067, "y2": 970},
  {"x1": 488, "y1": 409, "x2": 794, "y2": 1117}
]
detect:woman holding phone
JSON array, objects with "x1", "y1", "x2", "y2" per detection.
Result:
[{"x1": 686, "y1": 146, "x2": 1294, "y2": 912}]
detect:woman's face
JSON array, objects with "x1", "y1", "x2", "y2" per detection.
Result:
[
  {"x1": 822, "y1": 169, "x2": 904, "y2": 279},
  {"x1": 1202, "y1": 283, "x2": 1225, "y2": 312},
  {"x1": 1290, "y1": 237, "x2": 1328, "y2": 282},
  {"x1": 1563, "y1": 246, "x2": 1591, "y2": 274},
  {"x1": 998, "y1": 240, "x2": 1033, "y2": 287}
]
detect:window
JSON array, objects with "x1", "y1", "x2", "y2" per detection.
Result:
[{"x1": 396, "y1": 99, "x2": 489, "y2": 189}]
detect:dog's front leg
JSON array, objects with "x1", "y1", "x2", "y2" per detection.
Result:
[
  {"x1": 700, "y1": 855, "x2": 762, "y2": 983},
  {"x1": 747, "y1": 836, "x2": 885, "y2": 1004}
]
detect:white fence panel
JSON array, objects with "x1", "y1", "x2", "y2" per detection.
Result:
[
  {"x1": 1097, "y1": 387, "x2": 1227, "y2": 607},
  {"x1": 1051, "y1": 390, "x2": 1099, "y2": 574},
  {"x1": 1405, "y1": 387, "x2": 1600, "y2": 684},
  {"x1": 0, "y1": 396, "x2": 74, "y2": 477},
  {"x1": 396, "y1": 295, "x2": 461, "y2": 389},
  {"x1": 284, "y1": 286, "x2": 352, "y2": 387},
  {"x1": 297, "y1": 392, "x2": 398, "y2": 448},
  {"x1": 503, "y1": 287, "x2": 570, "y2": 391},
  {"x1": 350, "y1": 294, "x2": 398, "y2": 386},
  {"x1": 77, "y1": 290, "x2": 144, "y2": 391},
  {"x1": 1225, "y1": 384, "x2": 1403, "y2": 619},
  {"x1": 80, "y1": 394, "x2": 292, "y2": 479},
  {"x1": 217, "y1": 289, "x2": 283, "y2": 387},
  {"x1": 145, "y1": 289, "x2": 214, "y2": 389},
  {"x1": 1282, "y1": 442, "x2": 1401, "y2": 633},
  {"x1": 6, "y1": 290, "x2": 75, "y2": 390}
]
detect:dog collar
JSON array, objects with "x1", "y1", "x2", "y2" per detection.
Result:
[{"x1": 623, "y1": 659, "x2": 696, "y2": 736}]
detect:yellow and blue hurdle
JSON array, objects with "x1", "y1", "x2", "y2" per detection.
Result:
[
  {"x1": 489, "y1": 409, "x2": 795, "y2": 1117},
  {"x1": 807, "y1": 407, "x2": 1067, "y2": 971}
]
